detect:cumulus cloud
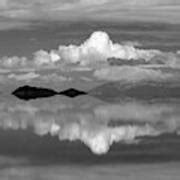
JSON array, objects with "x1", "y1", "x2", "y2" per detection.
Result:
[
  {"x1": 0, "y1": 97, "x2": 180, "y2": 155},
  {"x1": 0, "y1": 31, "x2": 180, "y2": 84},
  {"x1": 57, "y1": 31, "x2": 180, "y2": 68},
  {"x1": 0, "y1": 56, "x2": 28, "y2": 68},
  {"x1": 33, "y1": 50, "x2": 61, "y2": 66},
  {"x1": 58, "y1": 31, "x2": 162, "y2": 66},
  {"x1": 0, "y1": 31, "x2": 176, "y2": 68},
  {"x1": 0, "y1": 31, "x2": 179, "y2": 70}
]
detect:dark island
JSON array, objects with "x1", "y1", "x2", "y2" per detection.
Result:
[
  {"x1": 12, "y1": 86, "x2": 88, "y2": 100},
  {"x1": 59, "y1": 88, "x2": 87, "y2": 98},
  {"x1": 12, "y1": 85, "x2": 58, "y2": 100}
]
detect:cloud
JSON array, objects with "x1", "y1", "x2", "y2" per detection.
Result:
[
  {"x1": 0, "y1": 0, "x2": 179, "y2": 11},
  {"x1": 93, "y1": 66, "x2": 175, "y2": 82},
  {"x1": 0, "y1": 31, "x2": 180, "y2": 84},
  {"x1": 33, "y1": 50, "x2": 61, "y2": 66},
  {"x1": 58, "y1": 31, "x2": 162, "y2": 66},
  {"x1": 6, "y1": 72, "x2": 72, "y2": 83},
  {"x1": 39, "y1": 73, "x2": 72, "y2": 82},
  {"x1": 0, "y1": 56, "x2": 28, "y2": 68},
  {"x1": 8, "y1": 72, "x2": 40, "y2": 81},
  {"x1": 114, "y1": 0, "x2": 180, "y2": 7},
  {"x1": 0, "y1": 0, "x2": 179, "y2": 24},
  {"x1": 33, "y1": 31, "x2": 180, "y2": 69},
  {"x1": 0, "y1": 31, "x2": 174, "y2": 69},
  {"x1": 0, "y1": 31, "x2": 155, "y2": 69},
  {"x1": 0, "y1": 0, "x2": 109, "y2": 21}
]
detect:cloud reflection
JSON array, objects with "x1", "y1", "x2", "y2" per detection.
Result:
[{"x1": 0, "y1": 96, "x2": 180, "y2": 155}]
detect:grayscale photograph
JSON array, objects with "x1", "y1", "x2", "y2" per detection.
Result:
[{"x1": 0, "y1": 0, "x2": 180, "y2": 179}]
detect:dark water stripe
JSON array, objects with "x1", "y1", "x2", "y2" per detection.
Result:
[
  {"x1": 89, "y1": 82, "x2": 180, "y2": 101},
  {"x1": 0, "y1": 129, "x2": 180, "y2": 165}
]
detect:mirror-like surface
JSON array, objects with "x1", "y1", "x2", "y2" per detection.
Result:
[
  {"x1": 1, "y1": 95, "x2": 180, "y2": 156},
  {"x1": 1, "y1": 23, "x2": 180, "y2": 180},
  {"x1": 1, "y1": 95, "x2": 180, "y2": 179}
]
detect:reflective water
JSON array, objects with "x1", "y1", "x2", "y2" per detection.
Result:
[
  {"x1": 1, "y1": 21, "x2": 180, "y2": 179},
  {"x1": 1, "y1": 91, "x2": 180, "y2": 179}
]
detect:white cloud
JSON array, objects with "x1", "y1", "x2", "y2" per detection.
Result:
[
  {"x1": 0, "y1": 56, "x2": 28, "y2": 68},
  {"x1": 58, "y1": 31, "x2": 162, "y2": 66},
  {"x1": 0, "y1": 31, "x2": 158, "y2": 69},
  {"x1": 33, "y1": 49, "x2": 61, "y2": 66},
  {"x1": 93, "y1": 66, "x2": 175, "y2": 82},
  {"x1": 0, "y1": 31, "x2": 180, "y2": 84},
  {"x1": 6, "y1": 72, "x2": 72, "y2": 83},
  {"x1": 8, "y1": 72, "x2": 40, "y2": 81},
  {"x1": 33, "y1": 31, "x2": 179, "y2": 70},
  {"x1": 0, "y1": 31, "x2": 179, "y2": 70}
]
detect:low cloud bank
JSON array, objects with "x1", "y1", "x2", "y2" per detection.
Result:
[
  {"x1": 93, "y1": 66, "x2": 175, "y2": 82},
  {"x1": 0, "y1": 31, "x2": 180, "y2": 70},
  {"x1": 0, "y1": 31, "x2": 180, "y2": 83}
]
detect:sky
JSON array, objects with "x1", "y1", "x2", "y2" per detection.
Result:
[{"x1": 0, "y1": 0, "x2": 180, "y2": 30}]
